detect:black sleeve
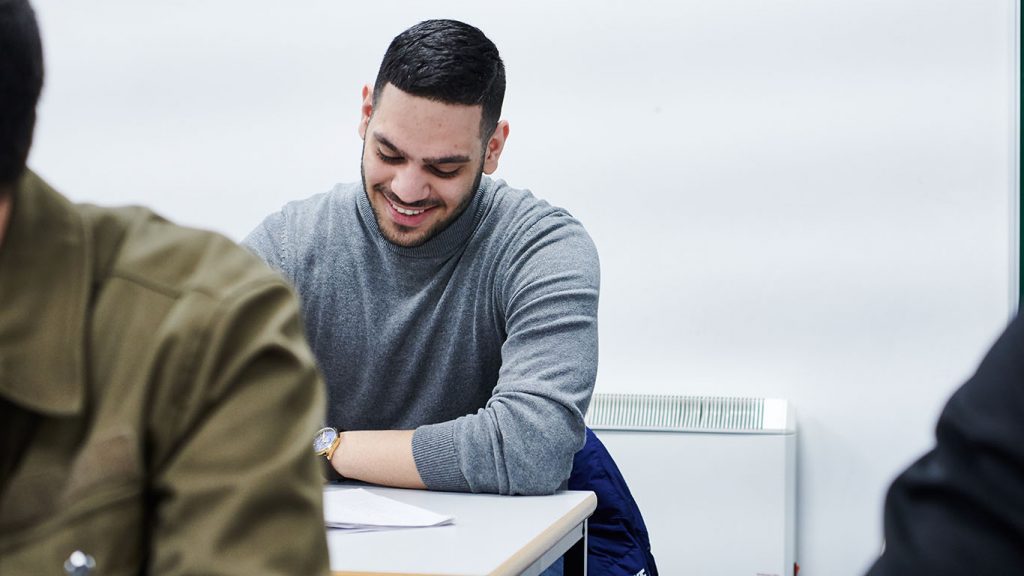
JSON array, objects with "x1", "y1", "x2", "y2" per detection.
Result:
[{"x1": 866, "y1": 315, "x2": 1024, "y2": 575}]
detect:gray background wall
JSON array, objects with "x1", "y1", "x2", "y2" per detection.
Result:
[{"x1": 27, "y1": 1, "x2": 1019, "y2": 574}]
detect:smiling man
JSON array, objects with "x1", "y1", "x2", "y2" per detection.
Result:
[{"x1": 244, "y1": 19, "x2": 600, "y2": 496}]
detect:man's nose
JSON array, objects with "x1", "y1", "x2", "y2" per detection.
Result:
[{"x1": 390, "y1": 166, "x2": 431, "y2": 205}]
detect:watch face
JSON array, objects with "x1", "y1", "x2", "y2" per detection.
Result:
[{"x1": 313, "y1": 427, "x2": 338, "y2": 454}]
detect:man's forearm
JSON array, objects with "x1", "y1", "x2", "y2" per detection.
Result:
[{"x1": 332, "y1": 429, "x2": 427, "y2": 489}]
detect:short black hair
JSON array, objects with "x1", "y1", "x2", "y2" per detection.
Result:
[
  {"x1": 0, "y1": 0, "x2": 44, "y2": 188},
  {"x1": 373, "y1": 19, "x2": 505, "y2": 141}
]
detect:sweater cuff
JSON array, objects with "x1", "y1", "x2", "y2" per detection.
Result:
[{"x1": 412, "y1": 422, "x2": 471, "y2": 492}]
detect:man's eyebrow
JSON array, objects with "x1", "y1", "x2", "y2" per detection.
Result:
[
  {"x1": 375, "y1": 134, "x2": 402, "y2": 155},
  {"x1": 424, "y1": 153, "x2": 472, "y2": 165},
  {"x1": 373, "y1": 132, "x2": 472, "y2": 165}
]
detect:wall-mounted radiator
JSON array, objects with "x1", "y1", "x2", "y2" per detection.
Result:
[{"x1": 586, "y1": 394, "x2": 797, "y2": 576}]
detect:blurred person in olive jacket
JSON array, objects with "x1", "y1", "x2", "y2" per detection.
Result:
[{"x1": 0, "y1": 1, "x2": 330, "y2": 574}]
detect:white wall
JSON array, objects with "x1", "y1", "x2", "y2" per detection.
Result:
[{"x1": 28, "y1": 1, "x2": 1018, "y2": 574}]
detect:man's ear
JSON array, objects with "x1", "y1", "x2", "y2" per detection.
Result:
[
  {"x1": 482, "y1": 120, "x2": 510, "y2": 174},
  {"x1": 358, "y1": 84, "x2": 373, "y2": 140}
]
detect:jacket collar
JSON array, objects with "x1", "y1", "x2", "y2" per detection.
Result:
[{"x1": 0, "y1": 171, "x2": 91, "y2": 415}]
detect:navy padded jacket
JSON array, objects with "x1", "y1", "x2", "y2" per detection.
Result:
[{"x1": 568, "y1": 428, "x2": 659, "y2": 576}]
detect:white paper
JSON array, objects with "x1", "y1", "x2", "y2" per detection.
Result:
[{"x1": 323, "y1": 488, "x2": 454, "y2": 532}]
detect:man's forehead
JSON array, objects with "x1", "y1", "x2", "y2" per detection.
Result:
[{"x1": 372, "y1": 84, "x2": 484, "y2": 158}]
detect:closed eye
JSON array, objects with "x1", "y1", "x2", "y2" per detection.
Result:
[
  {"x1": 429, "y1": 165, "x2": 461, "y2": 178},
  {"x1": 377, "y1": 149, "x2": 403, "y2": 164}
]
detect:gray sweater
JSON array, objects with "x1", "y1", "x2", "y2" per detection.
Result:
[{"x1": 243, "y1": 177, "x2": 599, "y2": 495}]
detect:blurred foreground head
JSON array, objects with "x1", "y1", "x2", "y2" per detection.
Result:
[{"x1": 0, "y1": 0, "x2": 44, "y2": 192}]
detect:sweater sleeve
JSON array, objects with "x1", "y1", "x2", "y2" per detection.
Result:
[
  {"x1": 242, "y1": 210, "x2": 291, "y2": 280},
  {"x1": 865, "y1": 315, "x2": 1024, "y2": 575},
  {"x1": 412, "y1": 213, "x2": 601, "y2": 495}
]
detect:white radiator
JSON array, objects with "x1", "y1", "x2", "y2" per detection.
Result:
[{"x1": 586, "y1": 394, "x2": 797, "y2": 576}]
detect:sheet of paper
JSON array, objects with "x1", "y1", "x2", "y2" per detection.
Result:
[{"x1": 323, "y1": 488, "x2": 454, "y2": 532}]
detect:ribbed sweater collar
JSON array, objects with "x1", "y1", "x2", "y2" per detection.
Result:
[{"x1": 356, "y1": 176, "x2": 494, "y2": 259}]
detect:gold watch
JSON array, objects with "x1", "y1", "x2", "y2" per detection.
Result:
[{"x1": 313, "y1": 427, "x2": 342, "y2": 461}]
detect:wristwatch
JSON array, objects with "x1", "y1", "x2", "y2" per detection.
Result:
[{"x1": 313, "y1": 426, "x2": 342, "y2": 462}]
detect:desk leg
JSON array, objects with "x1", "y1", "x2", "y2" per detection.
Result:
[{"x1": 563, "y1": 519, "x2": 588, "y2": 575}]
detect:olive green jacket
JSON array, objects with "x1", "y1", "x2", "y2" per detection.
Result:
[{"x1": 0, "y1": 173, "x2": 329, "y2": 575}]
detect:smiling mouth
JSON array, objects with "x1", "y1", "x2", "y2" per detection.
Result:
[{"x1": 389, "y1": 201, "x2": 428, "y2": 216}]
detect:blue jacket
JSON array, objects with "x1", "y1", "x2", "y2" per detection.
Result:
[{"x1": 569, "y1": 428, "x2": 658, "y2": 575}]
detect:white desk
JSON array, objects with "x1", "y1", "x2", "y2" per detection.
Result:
[{"x1": 325, "y1": 485, "x2": 596, "y2": 576}]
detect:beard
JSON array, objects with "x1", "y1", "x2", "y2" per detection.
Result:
[{"x1": 361, "y1": 148, "x2": 483, "y2": 248}]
